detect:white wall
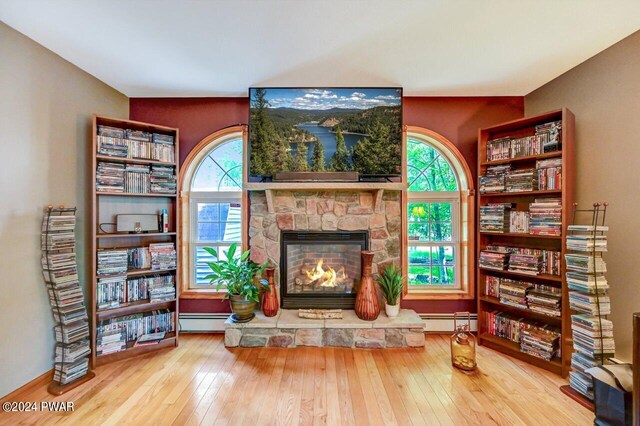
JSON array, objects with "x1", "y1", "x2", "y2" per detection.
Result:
[
  {"x1": 526, "y1": 30, "x2": 640, "y2": 362},
  {"x1": 0, "y1": 22, "x2": 128, "y2": 397}
]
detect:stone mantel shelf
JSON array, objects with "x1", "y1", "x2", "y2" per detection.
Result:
[
  {"x1": 245, "y1": 182, "x2": 404, "y2": 214},
  {"x1": 244, "y1": 182, "x2": 405, "y2": 191}
]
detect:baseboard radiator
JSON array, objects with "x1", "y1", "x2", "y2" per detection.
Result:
[{"x1": 178, "y1": 312, "x2": 478, "y2": 333}]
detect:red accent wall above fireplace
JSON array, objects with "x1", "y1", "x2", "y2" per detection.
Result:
[{"x1": 130, "y1": 96, "x2": 524, "y2": 314}]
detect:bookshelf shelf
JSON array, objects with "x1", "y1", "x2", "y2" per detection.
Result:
[
  {"x1": 479, "y1": 296, "x2": 562, "y2": 325},
  {"x1": 95, "y1": 268, "x2": 177, "y2": 280},
  {"x1": 91, "y1": 115, "x2": 180, "y2": 368},
  {"x1": 97, "y1": 192, "x2": 177, "y2": 198},
  {"x1": 480, "y1": 189, "x2": 562, "y2": 197},
  {"x1": 480, "y1": 151, "x2": 562, "y2": 166},
  {"x1": 97, "y1": 232, "x2": 177, "y2": 239},
  {"x1": 479, "y1": 232, "x2": 562, "y2": 240},
  {"x1": 477, "y1": 108, "x2": 575, "y2": 377},
  {"x1": 96, "y1": 154, "x2": 176, "y2": 167},
  {"x1": 94, "y1": 334, "x2": 177, "y2": 367},
  {"x1": 96, "y1": 299, "x2": 177, "y2": 320},
  {"x1": 478, "y1": 267, "x2": 562, "y2": 283},
  {"x1": 479, "y1": 333, "x2": 563, "y2": 375}
]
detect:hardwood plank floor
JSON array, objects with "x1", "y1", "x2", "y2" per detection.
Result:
[{"x1": 0, "y1": 334, "x2": 594, "y2": 426}]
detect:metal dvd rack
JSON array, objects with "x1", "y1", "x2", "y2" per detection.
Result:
[{"x1": 41, "y1": 205, "x2": 95, "y2": 395}]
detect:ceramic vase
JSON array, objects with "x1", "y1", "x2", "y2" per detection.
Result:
[
  {"x1": 355, "y1": 251, "x2": 380, "y2": 321},
  {"x1": 262, "y1": 267, "x2": 279, "y2": 317}
]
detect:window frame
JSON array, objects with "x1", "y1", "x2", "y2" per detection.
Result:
[
  {"x1": 407, "y1": 192, "x2": 461, "y2": 292},
  {"x1": 190, "y1": 193, "x2": 243, "y2": 289},
  {"x1": 403, "y1": 127, "x2": 475, "y2": 300},
  {"x1": 178, "y1": 127, "x2": 247, "y2": 299}
]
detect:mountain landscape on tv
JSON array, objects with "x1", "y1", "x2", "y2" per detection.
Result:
[{"x1": 249, "y1": 88, "x2": 402, "y2": 177}]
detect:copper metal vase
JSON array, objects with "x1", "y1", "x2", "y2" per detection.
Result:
[
  {"x1": 262, "y1": 267, "x2": 279, "y2": 317},
  {"x1": 355, "y1": 251, "x2": 380, "y2": 321}
]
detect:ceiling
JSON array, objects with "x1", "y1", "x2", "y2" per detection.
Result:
[{"x1": 2, "y1": 0, "x2": 640, "y2": 98}]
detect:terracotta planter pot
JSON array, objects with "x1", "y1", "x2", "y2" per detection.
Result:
[
  {"x1": 262, "y1": 267, "x2": 279, "y2": 317},
  {"x1": 229, "y1": 294, "x2": 257, "y2": 322},
  {"x1": 355, "y1": 251, "x2": 380, "y2": 321}
]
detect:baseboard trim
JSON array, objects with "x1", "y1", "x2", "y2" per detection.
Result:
[
  {"x1": 1, "y1": 369, "x2": 53, "y2": 402},
  {"x1": 419, "y1": 313, "x2": 478, "y2": 333},
  {"x1": 179, "y1": 313, "x2": 228, "y2": 333},
  {"x1": 179, "y1": 312, "x2": 477, "y2": 333}
]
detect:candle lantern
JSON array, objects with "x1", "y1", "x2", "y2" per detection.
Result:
[{"x1": 450, "y1": 311, "x2": 477, "y2": 371}]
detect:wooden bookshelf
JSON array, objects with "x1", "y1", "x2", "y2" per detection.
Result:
[
  {"x1": 477, "y1": 108, "x2": 575, "y2": 377},
  {"x1": 91, "y1": 115, "x2": 180, "y2": 368}
]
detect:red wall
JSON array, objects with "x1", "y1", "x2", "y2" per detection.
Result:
[{"x1": 130, "y1": 96, "x2": 524, "y2": 314}]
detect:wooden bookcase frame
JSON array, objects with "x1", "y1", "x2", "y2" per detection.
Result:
[
  {"x1": 91, "y1": 115, "x2": 180, "y2": 367},
  {"x1": 476, "y1": 108, "x2": 575, "y2": 377}
]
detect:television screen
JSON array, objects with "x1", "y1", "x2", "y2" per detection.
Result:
[{"x1": 248, "y1": 87, "x2": 402, "y2": 179}]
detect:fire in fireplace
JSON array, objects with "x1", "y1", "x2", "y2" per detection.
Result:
[{"x1": 280, "y1": 231, "x2": 369, "y2": 309}]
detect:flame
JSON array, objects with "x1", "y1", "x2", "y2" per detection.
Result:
[{"x1": 304, "y1": 259, "x2": 348, "y2": 287}]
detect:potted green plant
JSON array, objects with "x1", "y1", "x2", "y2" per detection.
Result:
[
  {"x1": 377, "y1": 264, "x2": 403, "y2": 318},
  {"x1": 203, "y1": 243, "x2": 268, "y2": 323}
]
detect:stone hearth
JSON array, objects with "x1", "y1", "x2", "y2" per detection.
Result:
[{"x1": 224, "y1": 309, "x2": 425, "y2": 348}]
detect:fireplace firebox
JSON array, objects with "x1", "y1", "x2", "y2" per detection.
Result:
[{"x1": 280, "y1": 231, "x2": 369, "y2": 309}]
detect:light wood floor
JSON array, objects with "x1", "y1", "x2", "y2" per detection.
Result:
[{"x1": 1, "y1": 334, "x2": 592, "y2": 425}]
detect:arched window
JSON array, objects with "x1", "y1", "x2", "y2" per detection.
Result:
[
  {"x1": 179, "y1": 127, "x2": 245, "y2": 295},
  {"x1": 405, "y1": 128, "x2": 474, "y2": 298}
]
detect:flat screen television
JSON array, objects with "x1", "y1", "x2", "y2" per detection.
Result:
[{"x1": 248, "y1": 87, "x2": 403, "y2": 180}]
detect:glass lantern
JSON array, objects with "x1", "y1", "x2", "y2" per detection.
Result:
[{"x1": 450, "y1": 311, "x2": 477, "y2": 371}]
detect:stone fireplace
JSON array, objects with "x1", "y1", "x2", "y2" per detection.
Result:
[
  {"x1": 280, "y1": 230, "x2": 368, "y2": 309},
  {"x1": 248, "y1": 190, "x2": 401, "y2": 305}
]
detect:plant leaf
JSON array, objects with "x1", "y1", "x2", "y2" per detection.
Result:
[{"x1": 202, "y1": 246, "x2": 218, "y2": 258}]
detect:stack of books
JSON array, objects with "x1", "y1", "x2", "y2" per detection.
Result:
[
  {"x1": 521, "y1": 326, "x2": 560, "y2": 361},
  {"x1": 569, "y1": 292, "x2": 611, "y2": 315},
  {"x1": 508, "y1": 253, "x2": 542, "y2": 275},
  {"x1": 480, "y1": 203, "x2": 512, "y2": 233},
  {"x1": 566, "y1": 234, "x2": 608, "y2": 252},
  {"x1": 124, "y1": 164, "x2": 150, "y2": 194},
  {"x1": 127, "y1": 275, "x2": 175, "y2": 302},
  {"x1": 97, "y1": 275, "x2": 126, "y2": 310},
  {"x1": 149, "y1": 243, "x2": 177, "y2": 270},
  {"x1": 97, "y1": 249, "x2": 128, "y2": 276},
  {"x1": 485, "y1": 310, "x2": 561, "y2": 361},
  {"x1": 566, "y1": 223, "x2": 614, "y2": 401},
  {"x1": 151, "y1": 133, "x2": 175, "y2": 163},
  {"x1": 535, "y1": 120, "x2": 562, "y2": 153},
  {"x1": 486, "y1": 137, "x2": 511, "y2": 161},
  {"x1": 509, "y1": 210, "x2": 529, "y2": 234},
  {"x1": 96, "y1": 323, "x2": 126, "y2": 356},
  {"x1": 487, "y1": 245, "x2": 561, "y2": 276},
  {"x1": 505, "y1": 169, "x2": 538, "y2": 192},
  {"x1": 479, "y1": 164, "x2": 510, "y2": 193},
  {"x1": 526, "y1": 284, "x2": 561, "y2": 317},
  {"x1": 479, "y1": 250, "x2": 509, "y2": 271},
  {"x1": 41, "y1": 208, "x2": 91, "y2": 384},
  {"x1": 96, "y1": 162, "x2": 125, "y2": 193},
  {"x1": 498, "y1": 278, "x2": 531, "y2": 309},
  {"x1": 566, "y1": 270, "x2": 609, "y2": 294},
  {"x1": 127, "y1": 246, "x2": 151, "y2": 270},
  {"x1": 97, "y1": 309, "x2": 175, "y2": 345},
  {"x1": 96, "y1": 126, "x2": 175, "y2": 163},
  {"x1": 97, "y1": 125, "x2": 127, "y2": 157},
  {"x1": 484, "y1": 275, "x2": 500, "y2": 297},
  {"x1": 150, "y1": 165, "x2": 177, "y2": 194},
  {"x1": 529, "y1": 199, "x2": 562, "y2": 236},
  {"x1": 536, "y1": 158, "x2": 562, "y2": 190}
]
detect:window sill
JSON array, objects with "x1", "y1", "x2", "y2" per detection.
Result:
[
  {"x1": 180, "y1": 289, "x2": 226, "y2": 300},
  {"x1": 403, "y1": 290, "x2": 474, "y2": 301}
]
